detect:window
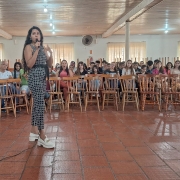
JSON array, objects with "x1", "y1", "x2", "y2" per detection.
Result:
[
  {"x1": 107, "y1": 42, "x2": 146, "y2": 62},
  {"x1": 0, "y1": 44, "x2": 3, "y2": 60},
  {"x1": 44, "y1": 43, "x2": 74, "y2": 65}
]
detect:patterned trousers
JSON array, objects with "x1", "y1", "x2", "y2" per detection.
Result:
[{"x1": 28, "y1": 68, "x2": 46, "y2": 130}]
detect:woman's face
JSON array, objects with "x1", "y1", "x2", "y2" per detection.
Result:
[
  {"x1": 126, "y1": 61, "x2": 132, "y2": 68},
  {"x1": 175, "y1": 61, "x2": 180, "y2": 68},
  {"x1": 110, "y1": 63, "x2": 115, "y2": 69},
  {"x1": 141, "y1": 67, "x2": 147, "y2": 74},
  {"x1": 133, "y1": 64, "x2": 138, "y2": 69},
  {"x1": 140, "y1": 61, "x2": 144, "y2": 66},
  {"x1": 93, "y1": 67, "x2": 97, "y2": 73},
  {"x1": 167, "y1": 63, "x2": 172, "y2": 70},
  {"x1": 15, "y1": 64, "x2": 20, "y2": 71},
  {"x1": 61, "y1": 61, "x2": 68, "y2": 69},
  {"x1": 79, "y1": 63, "x2": 84, "y2": 70},
  {"x1": 157, "y1": 62, "x2": 162, "y2": 69},
  {"x1": 30, "y1": 29, "x2": 41, "y2": 43}
]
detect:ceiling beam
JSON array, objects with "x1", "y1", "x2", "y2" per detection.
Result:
[
  {"x1": 0, "y1": 29, "x2": 12, "y2": 39},
  {"x1": 102, "y1": 0, "x2": 164, "y2": 38}
]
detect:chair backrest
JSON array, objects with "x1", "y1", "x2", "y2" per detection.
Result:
[
  {"x1": 62, "y1": 76, "x2": 79, "y2": 92},
  {"x1": 0, "y1": 79, "x2": 8, "y2": 96},
  {"x1": 120, "y1": 75, "x2": 136, "y2": 92},
  {"x1": 7, "y1": 78, "x2": 21, "y2": 95},
  {"x1": 159, "y1": 74, "x2": 179, "y2": 93},
  {"x1": 84, "y1": 76, "x2": 102, "y2": 92},
  {"x1": 138, "y1": 74, "x2": 157, "y2": 92},
  {"x1": 48, "y1": 77, "x2": 61, "y2": 92},
  {"x1": 103, "y1": 77, "x2": 119, "y2": 91}
]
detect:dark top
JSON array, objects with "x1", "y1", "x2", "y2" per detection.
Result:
[{"x1": 75, "y1": 70, "x2": 87, "y2": 75}]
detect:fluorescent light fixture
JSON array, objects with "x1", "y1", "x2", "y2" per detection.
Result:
[
  {"x1": 44, "y1": 7, "x2": 48, "y2": 12},
  {"x1": 53, "y1": 25, "x2": 55, "y2": 29},
  {"x1": 50, "y1": 14, "x2": 52, "y2": 20},
  {"x1": 165, "y1": 30, "x2": 168, "y2": 33},
  {"x1": 52, "y1": 31, "x2": 55, "y2": 34},
  {"x1": 50, "y1": 23, "x2": 52, "y2": 26}
]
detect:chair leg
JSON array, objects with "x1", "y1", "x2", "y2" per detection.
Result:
[
  {"x1": 84, "y1": 94, "x2": 88, "y2": 111},
  {"x1": 135, "y1": 93, "x2": 139, "y2": 111},
  {"x1": 25, "y1": 96, "x2": 29, "y2": 114},
  {"x1": 49, "y1": 95, "x2": 52, "y2": 114},
  {"x1": 12, "y1": 98, "x2": 16, "y2": 118},
  {"x1": 156, "y1": 94, "x2": 161, "y2": 112},
  {"x1": 115, "y1": 94, "x2": 118, "y2": 111},
  {"x1": 122, "y1": 93, "x2": 125, "y2": 111},
  {"x1": 78, "y1": 94, "x2": 82, "y2": 112},
  {"x1": 102, "y1": 93, "x2": 105, "y2": 110},
  {"x1": 67, "y1": 95, "x2": 70, "y2": 112},
  {"x1": 96, "y1": 94, "x2": 100, "y2": 112}
]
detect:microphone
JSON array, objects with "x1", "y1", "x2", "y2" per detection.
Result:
[{"x1": 36, "y1": 38, "x2": 40, "y2": 48}]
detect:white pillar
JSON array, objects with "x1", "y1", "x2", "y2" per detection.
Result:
[{"x1": 125, "y1": 21, "x2": 130, "y2": 61}]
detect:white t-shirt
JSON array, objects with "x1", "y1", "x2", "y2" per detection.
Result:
[
  {"x1": 0, "y1": 70, "x2": 12, "y2": 79},
  {"x1": 122, "y1": 68, "x2": 136, "y2": 75}
]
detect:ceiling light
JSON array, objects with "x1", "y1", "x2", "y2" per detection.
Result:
[
  {"x1": 44, "y1": 6, "x2": 48, "y2": 12},
  {"x1": 53, "y1": 25, "x2": 55, "y2": 29},
  {"x1": 50, "y1": 23, "x2": 52, "y2": 26},
  {"x1": 50, "y1": 14, "x2": 52, "y2": 20},
  {"x1": 165, "y1": 30, "x2": 168, "y2": 34},
  {"x1": 52, "y1": 31, "x2": 55, "y2": 34}
]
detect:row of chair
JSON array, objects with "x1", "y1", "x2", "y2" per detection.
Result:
[{"x1": 0, "y1": 74, "x2": 180, "y2": 118}]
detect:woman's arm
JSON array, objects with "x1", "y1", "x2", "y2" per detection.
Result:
[
  {"x1": 69, "y1": 70, "x2": 74, "y2": 77},
  {"x1": 24, "y1": 45, "x2": 40, "y2": 69}
]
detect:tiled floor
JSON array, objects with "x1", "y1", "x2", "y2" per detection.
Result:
[{"x1": 0, "y1": 106, "x2": 180, "y2": 180}]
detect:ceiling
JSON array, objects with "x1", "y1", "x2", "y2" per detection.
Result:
[
  {"x1": 0, "y1": 0, "x2": 179, "y2": 37},
  {"x1": 115, "y1": 0, "x2": 180, "y2": 35}
]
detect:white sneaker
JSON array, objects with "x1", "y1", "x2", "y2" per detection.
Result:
[
  {"x1": 37, "y1": 136, "x2": 55, "y2": 148},
  {"x1": 29, "y1": 133, "x2": 39, "y2": 142}
]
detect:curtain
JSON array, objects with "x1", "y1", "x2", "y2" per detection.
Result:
[
  {"x1": 0, "y1": 44, "x2": 3, "y2": 61},
  {"x1": 44, "y1": 43, "x2": 74, "y2": 65},
  {"x1": 177, "y1": 42, "x2": 180, "y2": 58},
  {"x1": 107, "y1": 42, "x2": 146, "y2": 62}
]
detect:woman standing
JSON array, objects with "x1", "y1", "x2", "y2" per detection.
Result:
[
  {"x1": 23, "y1": 26, "x2": 54, "y2": 148},
  {"x1": 171, "y1": 60, "x2": 180, "y2": 75}
]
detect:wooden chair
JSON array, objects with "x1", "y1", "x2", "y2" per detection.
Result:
[
  {"x1": 138, "y1": 74, "x2": 161, "y2": 111},
  {"x1": 159, "y1": 74, "x2": 180, "y2": 111},
  {"x1": 48, "y1": 77, "x2": 64, "y2": 113},
  {"x1": 119, "y1": 75, "x2": 139, "y2": 111},
  {"x1": 102, "y1": 76, "x2": 119, "y2": 111},
  {"x1": 84, "y1": 76, "x2": 102, "y2": 112},
  {"x1": 8, "y1": 78, "x2": 29, "y2": 116},
  {"x1": 62, "y1": 77, "x2": 82, "y2": 112},
  {"x1": 74, "y1": 75, "x2": 87, "y2": 104},
  {"x1": 0, "y1": 79, "x2": 16, "y2": 117}
]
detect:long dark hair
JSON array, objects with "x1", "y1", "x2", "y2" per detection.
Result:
[
  {"x1": 13, "y1": 62, "x2": 22, "y2": 78},
  {"x1": 125, "y1": 60, "x2": 135, "y2": 75},
  {"x1": 92, "y1": 65, "x2": 101, "y2": 74},
  {"x1": 165, "y1": 62, "x2": 173, "y2": 71},
  {"x1": 59, "y1": 60, "x2": 69, "y2": 76},
  {"x1": 75, "y1": 61, "x2": 84, "y2": 75},
  {"x1": 22, "y1": 26, "x2": 44, "y2": 73}
]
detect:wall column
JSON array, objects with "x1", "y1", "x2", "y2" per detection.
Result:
[{"x1": 125, "y1": 21, "x2": 130, "y2": 61}]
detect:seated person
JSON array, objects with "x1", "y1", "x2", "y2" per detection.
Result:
[
  {"x1": 12, "y1": 62, "x2": 22, "y2": 79},
  {"x1": 19, "y1": 69, "x2": 30, "y2": 95},
  {"x1": 95, "y1": 60, "x2": 103, "y2": 73},
  {"x1": 87, "y1": 62, "x2": 95, "y2": 74},
  {"x1": 146, "y1": 60, "x2": 153, "y2": 74},
  {"x1": 133, "y1": 62, "x2": 141, "y2": 73},
  {"x1": 105, "y1": 62, "x2": 117, "y2": 76},
  {"x1": 75, "y1": 61, "x2": 87, "y2": 76}
]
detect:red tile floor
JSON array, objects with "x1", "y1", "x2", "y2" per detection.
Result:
[{"x1": 0, "y1": 105, "x2": 180, "y2": 180}]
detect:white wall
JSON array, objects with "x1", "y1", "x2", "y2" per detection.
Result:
[{"x1": 0, "y1": 34, "x2": 179, "y2": 67}]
